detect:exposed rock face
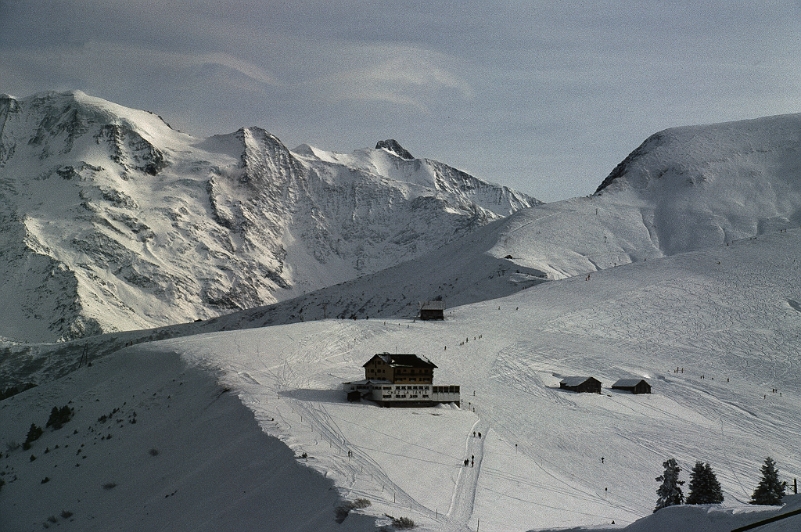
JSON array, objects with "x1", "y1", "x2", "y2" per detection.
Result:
[
  {"x1": 0, "y1": 91, "x2": 539, "y2": 342},
  {"x1": 375, "y1": 139, "x2": 414, "y2": 160}
]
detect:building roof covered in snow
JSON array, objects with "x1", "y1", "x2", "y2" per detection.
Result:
[
  {"x1": 363, "y1": 353, "x2": 437, "y2": 369},
  {"x1": 560, "y1": 376, "x2": 597, "y2": 387}
]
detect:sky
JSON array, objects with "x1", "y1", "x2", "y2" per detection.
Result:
[{"x1": 2, "y1": 1, "x2": 801, "y2": 202}]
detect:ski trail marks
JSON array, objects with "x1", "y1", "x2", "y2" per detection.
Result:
[{"x1": 443, "y1": 418, "x2": 489, "y2": 531}]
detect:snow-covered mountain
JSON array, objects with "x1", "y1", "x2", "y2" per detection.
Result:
[
  {"x1": 493, "y1": 114, "x2": 801, "y2": 279},
  {"x1": 2, "y1": 223, "x2": 799, "y2": 532},
  {"x1": 0, "y1": 91, "x2": 538, "y2": 343},
  {"x1": 3, "y1": 110, "x2": 801, "y2": 531}
]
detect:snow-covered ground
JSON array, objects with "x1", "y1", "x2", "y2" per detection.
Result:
[
  {"x1": 161, "y1": 226, "x2": 801, "y2": 531},
  {"x1": 3, "y1": 111, "x2": 801, "y2": 530},
  {"x1": 4, "y1": 225, "x2": 798, "y2": 531}
]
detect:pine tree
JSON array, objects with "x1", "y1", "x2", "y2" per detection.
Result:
[
  {"x1": 686, "y1": 461, "x2": 724, "y2": 504},
  {"x1": 750, "y1": 457, "x2": 786, "y2": 505},
  {"x1": 22, "y1": 423, "x2": 43, "y2": 450},
  {"x1": 654, "y1": 458, "x2": 685, "y2": 512}
]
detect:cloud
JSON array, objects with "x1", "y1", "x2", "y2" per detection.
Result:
[
  {"x1": 3, "y1": 1, "x2": 801, "y2": 201},
  {"x1": 316, "y1": 46, "x2": 473, "y2": 112}
]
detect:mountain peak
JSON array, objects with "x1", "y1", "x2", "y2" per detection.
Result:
[
  {"x1": 375, "y1": 139, "x2": 413, "y2": 160},
  {"x1": 0, "y1": 91, "x2": 537, "y2": 342}
]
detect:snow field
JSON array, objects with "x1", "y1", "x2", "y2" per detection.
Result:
[
  {"x1": 0, "y1": 347, "x2": 378, "y2": 532},
  {"x1": 146, "y1": 227, "x2": 801, "y2": 530}
]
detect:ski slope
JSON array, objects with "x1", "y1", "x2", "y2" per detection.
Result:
[
  {"x1": 156, "y1": 228, "x2": 801, "y2": 529},
  {"x1": 2, "y1": 225, "x2": 799, "y2": 531},
  {"x1": 3, "y1": 111, "x2": 801, "y2": 530}
]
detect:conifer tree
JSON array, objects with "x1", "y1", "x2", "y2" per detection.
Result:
[
  {"x1": 654, "y1": 458, "x2": 684, "y2": 512},
  {"x1": 686, "y1": 461, "x2": 724, "y2": 504},
  {"x1": 750, "y1": 457, "x2": 786, "y2": 505}
]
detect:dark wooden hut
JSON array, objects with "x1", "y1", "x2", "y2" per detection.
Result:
[
  {"x1": 559, "y1": 376, "x2": 602, "y2": 394},
  {"x1": 611, "y1": 378, "x2": 651, "y2": 394},
  {"x1": 419, "y1": 300, "x2": 445, "y2": 321}
]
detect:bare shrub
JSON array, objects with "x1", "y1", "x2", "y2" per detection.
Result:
[
  {"x1": 335, "y1": 498, "x2": 372, "y2": 523},
  {"x1": 392, "y1": 516, "x2": 415, "y2": 529}
]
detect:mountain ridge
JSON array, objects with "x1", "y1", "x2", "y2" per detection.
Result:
[{"x1": 0, "y1": 91, "x2": 539, "y2": 343}]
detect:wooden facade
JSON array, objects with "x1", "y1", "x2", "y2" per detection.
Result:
[
  {"x1": 559, "y1": 376, "x2": 602, "y2": 394},
  {"x1": 345, "y1": 353, "x2": 459, "y2": 407},
  {"x1": 363, "y1": 353, "x2": 436, "y2": 384},
  {"x1": 612, "y1": 379, "x2": 651, "y2": 394},
  {"x1": 419, "y1": 301, "x2": 445, "y2": 321}
]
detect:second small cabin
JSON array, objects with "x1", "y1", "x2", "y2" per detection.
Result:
[{"x1": 612, "y1": 379, "x2": 651, "y2": 394}]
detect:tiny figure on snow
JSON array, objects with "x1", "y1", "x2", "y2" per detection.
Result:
[{"x1": 601, "y1": 457, "x2": 605, "y2": 464}]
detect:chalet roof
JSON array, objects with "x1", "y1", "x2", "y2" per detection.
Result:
[
  {"x1": 344, "y1": 379, "x2": 392, "y2": 386},
  {"x1": 421, "y1": 301, "x2": 446, "y2": 311},
  {"x1": 363, "y1": 353, "x2": 437, "y2": 369},
  {"x1": 612, "y1": 378, "x2": 649, "y2": 388},
  {"x1": 560, "y1": 376, "x2": 599, "y2": 387}
]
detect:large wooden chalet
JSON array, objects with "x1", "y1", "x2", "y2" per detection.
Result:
[
  {"x1": 344, "y1": 353, "x2": 460, "y2": 407},
  {"x1": 363, "y1": 353, "x2": 436, "y2": 383}
]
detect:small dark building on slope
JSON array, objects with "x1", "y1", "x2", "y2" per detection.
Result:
[
  {"x1": 559, "y1": 376, "x2": 602, "y2": 394},
  {"x1": 419, "y1": 300, "x2": 445, "y2": 321},
  {"x1": 612, "y1": 378, "x2": 651, "y2": 394}
]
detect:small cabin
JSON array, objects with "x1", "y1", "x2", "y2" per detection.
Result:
[
  {"x1": 559, "y1": 376, "x2": 602, "y2": 394},
  {"x1": 419, "y1": 300, "x2": 445, "y2": 321},
  {"x1": 612, "y1": 378, "x2": 651, "y2": 394}
]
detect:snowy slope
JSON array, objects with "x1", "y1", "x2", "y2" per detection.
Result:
[
  {"x1": 4, "y1": 106, "x2": 801, "y2": 531},
  {"x1": 162, "y1": 227, "x2": 801, "y2": 531},
  {"x1": 0, "y1": 91, "x2": 538, "y2": 343},
  {"x1": 3, "y1": 226, "x2": 799, "y2": 531},
  {"x1": 491, "y1": 114, "x2": 801, "y2": 280},
  {"x1": 0, "y1": 348, "x2": 378, "y2": 532}
]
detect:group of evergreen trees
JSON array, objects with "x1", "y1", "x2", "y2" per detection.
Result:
[{"x1": 654, "y1": 457, "x2": 787, "y2": 512}]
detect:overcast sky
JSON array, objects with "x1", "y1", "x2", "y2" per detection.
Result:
[{"x1": 2, "y1": 1, "x2": 801, "y2": 201}]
